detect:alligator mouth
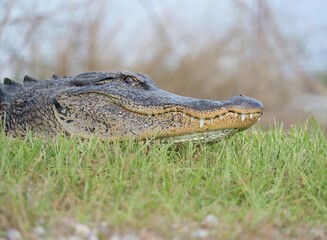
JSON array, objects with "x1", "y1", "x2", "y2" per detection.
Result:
[
  {"x1": 137, "y1": 110, "x2": 262, "y2": 139},
  {"x1": 105, "y1": 99, "x2": 263, "y2": 142},
  {"x1": 97, "y1": 92, "x2": 263, "y2": 131},
  {"x1": 142, "y1": 110, "x2": 262, "y2": 127}
]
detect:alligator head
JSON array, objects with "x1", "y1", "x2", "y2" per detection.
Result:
[{"x1": 0, "y1": 71, "x2": 263, "y2": 143}]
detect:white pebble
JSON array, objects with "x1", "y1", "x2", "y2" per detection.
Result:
[
  {"x1": 110, "y1": 234, "x2": 140, "y2": 240},
  {"x1": 68, "y1": 236, "x2": 83, "y2": 240},
  {"x1": 74, "y1": 223, "x2": 91, "y2": 237},
  {"x1": 110, "y1": 235, "x2": 121, "y2": 240},
  {"x1": 123, "y1": 235, "x2": 140, "y2": 240},
  {"x1": 88, "y1": 231, "x2": 99, "y2": 240},
  {"x1": 310, "y1": 227, "x2": 325, "y2": 238},
  {"x1": 32, "y1": 226, "x2": 46, "y2": 237},
  {"x1": 192, "y1": 228, "x2": 209, "y2": 238},
  {"x1": 202, "y1": 214, "x2": 219, "y2": 225},
  {"x1": 6, "y1": 229, "x2": 22, "y2": 240}
]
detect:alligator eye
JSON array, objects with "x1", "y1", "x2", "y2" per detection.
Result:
[
  {"x1": 124, "y1": 76, "x2": 136, "y2": 84},
  {"x1": 123, "y1": 75, "x2": 150, "y2": 89}
]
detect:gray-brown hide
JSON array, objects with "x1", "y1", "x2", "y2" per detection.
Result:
[{"x1": 0, "y1": 71, "x2": 263, "y2": 143}]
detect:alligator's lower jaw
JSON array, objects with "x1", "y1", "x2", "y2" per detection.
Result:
[{"x1": 158, "y1": 129, "x2": 240, "y2": 144}]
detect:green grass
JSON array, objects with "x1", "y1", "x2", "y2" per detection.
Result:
[{"x1": 0, "y1": 122, "x2": 326, "y2": 239}]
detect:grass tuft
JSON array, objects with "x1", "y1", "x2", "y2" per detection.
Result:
[{"x1": 0, "y1": 123, "x2": 326, "y2": 238}]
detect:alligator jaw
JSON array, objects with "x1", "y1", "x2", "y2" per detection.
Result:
[{"x1": 139, "y1": 110, "x2": 262, "y2": 143}]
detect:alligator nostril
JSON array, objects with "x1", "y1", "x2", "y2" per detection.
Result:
[
  {"x1": 53, "y1": 99, "x2": 69, "y2": 116},
  {"x1": 53, "y1": 99, "x2": 63, "y2": 111}
]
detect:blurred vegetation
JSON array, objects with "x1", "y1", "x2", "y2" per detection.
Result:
[
  {"x1": 318, "y1": 72, "x2": 327, "y2": 86},
  {"x1": 0, "y1": 0, "x2": 326, "y2": 128}
]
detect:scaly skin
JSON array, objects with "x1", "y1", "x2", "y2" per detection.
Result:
[{"x1": 0, "y1": 71, "x2": 263, "y2": 143}]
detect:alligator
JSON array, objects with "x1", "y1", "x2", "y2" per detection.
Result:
[{"x1": 0, "y1": 71, "x2": 263, "y2": 143}]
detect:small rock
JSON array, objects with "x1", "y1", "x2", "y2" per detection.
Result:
[
  {"x1": 88, "y1": 231, "x2": 99, "y2": 240},
  {"x1": 172, "y1": 237, "x2": 181, "y2": 240},
  {"x1": 68, "y1": 236, "x2": 83, "y2": 240},
  {"x1": 32, "y1": 226, "x2": 46, "y2": 238},
  {"x1": 74, "y1": 223, "x2": 91, "y2": 238},
  {"x1": 101, "y1": 221, "x2": 108, "y2": 227},
  {"x1": 110, "y1": 235, "x2": 121, "y2": 240},
  {"x1": 110, "y1": 234, "x2": 140, "y2": 240},
  {"x1": 192, "y1": 228, "x2": 209, "y2": 239},
  {"x1": 6, "y1": 229, "x2": 22, "y2": 240},
  {"x1": 172, "y1": 223, "x2": 179, "y2": 229},
  {"x1": 202, "y1": 214, "x2": 219, "y2": 227},
  {"x1": 122, "y1": 234, "x2": 140, "y2": 240},
  {"x1": 309, "y1": 227, "x2": 325, "y2": 238}
]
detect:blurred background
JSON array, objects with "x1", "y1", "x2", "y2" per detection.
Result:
[{"x1": 1, "y1": 0, "x2": 326, "y2": 129}]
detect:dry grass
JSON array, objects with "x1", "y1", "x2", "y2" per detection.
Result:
[{"x1": 0, "y1": 0, "x2": 326, "y2": 128}]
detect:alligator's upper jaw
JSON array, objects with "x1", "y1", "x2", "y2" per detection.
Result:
[{"x1": 117, "y1": 91, "x2": 264, "y2": 118}]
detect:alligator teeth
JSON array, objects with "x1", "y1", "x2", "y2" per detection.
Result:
[
  {"x1": 173, "y1": 112, "x2": 260, "y2": 125},
  {"x1": 199, "y1": 118, "x2": 205, "y2": 128}
]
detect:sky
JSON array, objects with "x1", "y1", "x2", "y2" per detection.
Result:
[{"x1": 271, "y1": 0, "x2": 327, "y2": 72}]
